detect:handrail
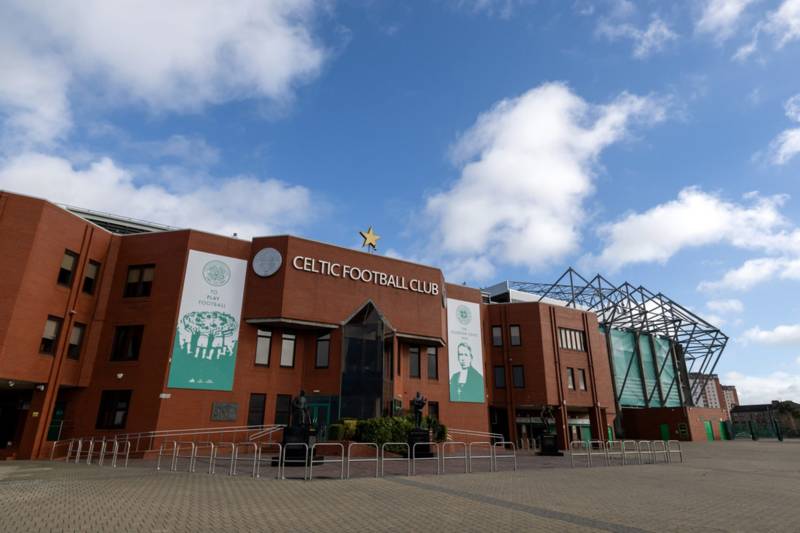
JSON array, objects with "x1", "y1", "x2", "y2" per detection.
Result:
[
  {"x1": 447, "y1": 428, "x2": 503, "y2": 442},
  {"x1": 346, "y1": 442, "x2": 379, "y2": 479},
  {"x1": 248, "y1": 425, "x2": 286, "y2": 441}
]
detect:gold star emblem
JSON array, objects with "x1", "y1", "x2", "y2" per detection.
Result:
[{"x1": 359, "y1": 226, "x2": 380, "y2": 250}]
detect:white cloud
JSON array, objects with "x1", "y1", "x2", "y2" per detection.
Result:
[
  {"x1": 796, "y1": 355, "x2": 800, "y2": 365},
  {"x1": 742, "y1": 323, "x2": 800, "y2": 345},
  {"x1": 0, "y1": 0, "x2": 327, "y2": 146},
  {"x1": 707, "y1": 298, "x2": 744, "y2": 314},
  {"x1": 591, "y1": 188, "x2": 792, "y2": 271},
  {"x1": 725, "y1": 370, "x2": 800, "y2": 403},
  {"x1": 734, "y1": 0, "x2": 800, "y2": 60},
  {"x1": 0, "y1": 152, "x2": 315, "y2": 238},
  {"x1": 424, "y1": 82, "x2": 666, "y2": 281},
  {"x1": 767, "y1": 94, "x2": 800, "y2": 165},
  {"x1": 696, "y1": 0, "x2": 756, "y2": 41},
  {"x1": 597, "y1": 16, "x2": 678, "y2": 59}
]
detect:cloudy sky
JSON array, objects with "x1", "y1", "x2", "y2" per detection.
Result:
[{"x1": 2, "y1": 0, "x2": 800, "y2": 403}]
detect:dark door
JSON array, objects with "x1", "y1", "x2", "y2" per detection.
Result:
[
  {"x1": 47, "y1": 401, "x2": 67, "y2": 441},
  {"x1": 247, "y1": 393, "x2": 266, "y2": 427}
]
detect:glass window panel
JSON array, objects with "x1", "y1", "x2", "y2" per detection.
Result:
[
  {"x1": 255, "y1": 330, "x2": 271, "y2": 366},
  {"x1": 578, "y1": 369, "x2": 587, "y2": 390},
  {"x1": 494, "y1": 366, "x2": 506, "y2": 388},
  {"x1": 142, "y1": 267, "x2": 155, "y2": 282},
  {"x1": 127, "y1": 268, "x2": 141, "y2": 283},
  {"x1": 512, "y1": 365, "x2": 525, "y2": 388},
  {"x1": 567, "y1": 367, "x2": 575, "y2": 390},
  {"x1": 427, "y1": 347, "x2": 438, "y2": 379},
  {"x1": 510, "y1": 325, "x2": 521, "y2": 346},
  {"x1": 61, "y1": 253, "x2": 76, "y2": 269},
  {"x1": 492, "y1": 326, "x2": 502, "y2": 346},
  {"x1": 409, "y1": 347, "x2": 420, "y2": 378},
  {"x1": 316, "y1": 334, "x2": 330, "y2": 368},
  {"x1": 43, "y1": 319, "x2": 59, "y2": 339},
  {"x1": 280, "y1": 334, "x2": 295, "y2": 367}
]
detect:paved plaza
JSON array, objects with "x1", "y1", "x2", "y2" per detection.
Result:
[{"x1": 0, "y1": 440, "x2": 798, "y2": 532}]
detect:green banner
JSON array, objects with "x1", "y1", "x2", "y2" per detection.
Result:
[{"x1": 167, "y1": 250, "x2": 247, "y2": 391}]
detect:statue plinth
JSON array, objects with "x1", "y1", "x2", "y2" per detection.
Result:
[{"x1": 408, "y1": 428, "x2": 434, "y2": 458}]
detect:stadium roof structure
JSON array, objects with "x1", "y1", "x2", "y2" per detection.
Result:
[{"x1": 502, "y1": 268, "x2": 727, "y2": 406}]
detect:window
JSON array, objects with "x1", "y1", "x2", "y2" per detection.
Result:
[
  {"x1": 558, "y1": 328, "x2": 586, "y2": 352},
  {"x1": 40, "y1": 316, "x2": 63, "y2": 354},
  {"x1": 427, "y1": 347, "x2": 438, "y2": 379},
  {"x1": 567, "y1": 367, "x2": 575, "y2": 390},
  {"x1": 494, "y1": 366, "x2": 506, "y2": 388},
  {"x1": 510, "y1": 325, "x2": 521, "y2": 346},
  {"x1": 95, "y1": 390, "x2": 132, "y2": 429},
  {"x1": 315, "y1": 334, "x2": 330, "y2": 368},
  {"x1": 67, "y1": 323, "x2": 86, "y2": 360},
  {"x1": 57, "y1": 250, "x2": 79, "y2": 286},
  {"x1": 428, "y1": 401, "x2": 439, "y2": 421},
  {"x1": 247, "y1": 393, "x2": 267, "y2": 427},
  {"x1": 280, "y1": 333, "x2": 296, "y2": 367},
  {"x1": 409, "y1": 346, "x2": 420, "y2": 378},
  {"x1": 578, "y1": 368, "x2": 587, "y2": 391},
  {"x1": 82, "y1": 260, "x2": 101, "y2": 295},
  {"x1": 492, "y1": 326, "x2": 503, "y2": 346},
  {"x1": 110, "y1": 325, "x2": 144, "y2": 361},
  {"x1": 512, "y1": 365, "x2": 525, "y2": 388},
  {"x1": 275, "y1": 394, "x2": 292, "y2": 425},
  {"x1": 255, "y1": 330, "x2": 271, "y2": 366},
  {"x1": 124, "y1": 264, "x2": 155, "y2": 298}
]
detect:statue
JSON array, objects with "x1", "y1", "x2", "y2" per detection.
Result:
[
  {"x1": 291, "y1": 389, "x2": 311, "y2": 429},
  {"x1": 411, "y1": 392, "x2": 427, "y2": 429}
]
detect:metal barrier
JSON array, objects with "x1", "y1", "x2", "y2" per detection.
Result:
[
  {"x1": 652, "y1": 440, "x2": 669, "y2": 463},
  {"x1": 309, "y1": 443, "x2": 345, "y2": 480},
  {"x1": 156, "y1": 441, "x2": 178, "y2": 471},
  {"x1": 468, "y1": 441, "x2": 494, "y2": 473},
  {"x1": 112, "y1": 440, "x2": 130, "y2": 468},
  {"x1": 667, "y1": 440, "x2": 683, "y2": 463},
  {"x1": 173, "y1": 441, "x2": 196, "y2": 472},
  {"x1": 589, "y1": 440, "x2": 607, "y2": 467},
  {"x1": 73, "y1": 438, "x2": 85, "y2": 464},
  {"x1": 606, "y1": 440, "x2": 624, "y2": 465},
  {"x1": 380, "y1": 442, "x2": 410, "y2": 477},
  {"x1": 569, "y1": 441, "x2": 591, "y2": 467},
  {"x1": 493, "y1": 441, "x2": 517, "y2": 471},
  {"x1": 212, "y1": 442, "x2": 235, "y2": 476},
  {"x1": 346, "y1": 442, "x2": 379, "y2": 479},
  {"x1": 85, "y1": 438, "x2": 99, "y2": 465},
  {"x1": 411, "y1": 442, "x2": 439, "y2": 476},
  {"x1": 281, "y1": 443, "x2": 309, "y2": 480},
  {"x1": 233, "y1": 442, "x2": 258, "y2": 477},
  {"x1": 191, "y1": 442, "x2": 216, "y2": 474},
  {"x1": 622, "y1": 440, "x2": 640, "y2": 465},
  {"x1": 97, "y1": 439, "x2": 113, "y2": 466},
  {"x1": 638, "y1": 441, "x2": 654, "y2": 464},
  {"x1": 64, "y1": 439, "x2": 77, "y2": 462},
  {"x1": 256, "y1": 442, "x2": 282, "y2": 479},
  {"x1": 441, "y1": 442, "x2": 467, "y2": 474}
]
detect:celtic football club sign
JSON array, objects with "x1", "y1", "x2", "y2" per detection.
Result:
[{"x1": 167, "y1": 250, "x2": 247, "y2": 391}]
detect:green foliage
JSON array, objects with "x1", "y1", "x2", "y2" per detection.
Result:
[
  {"x1": 341, "y1": 418, "x2": 358, "y2": 440},
  {"x1": 327, "y1": 423, "x2": 345, "y2": 441},
  {"x1": 354, "y1": 416, "x2": 414, "y2": 446}
]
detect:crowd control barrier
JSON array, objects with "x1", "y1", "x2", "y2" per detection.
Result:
[
  {"x1": 309, "y1": 443, "x2": 345, "y2": 480},
  {"x1": 380, "y1": 443, "x2": 410, "y2": 477},
  {"x1": 346, "y1": 442, "x2": 379, "y2": 479}
]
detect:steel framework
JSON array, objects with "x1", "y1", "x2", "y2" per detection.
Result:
[{"x1": 504, "y1": 268, "x2": 727, "y2": 406}]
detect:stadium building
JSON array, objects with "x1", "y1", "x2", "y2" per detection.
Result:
[{"x1": 0, "y1": 191, "x2": 730, "y2": 459}]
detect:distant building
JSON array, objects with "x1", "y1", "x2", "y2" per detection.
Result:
[
  {"x1": 731, "y1": 401, "x2": 800, "y2": 439},
  {"x1": 721, "y1": 385, "x2": 739, "y2": 412},
  {"x1": 689, "y1": 373, "x2": 724, "y2": 409}
]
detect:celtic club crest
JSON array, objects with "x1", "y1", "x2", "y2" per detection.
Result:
[
  {"x1": 202, "y1": 260, "x2": 231, "y2": 287},
  {"x1": 456, "y1": 304, "x2": 472, "y2": 325}
]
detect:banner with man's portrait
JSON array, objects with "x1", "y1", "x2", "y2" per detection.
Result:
[{"x1": 446, "y1": 298, "x2": 485, "y2": 403}]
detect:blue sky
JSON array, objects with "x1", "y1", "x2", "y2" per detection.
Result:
[{"x1": 2, "y1": 0, "x2": 800, "y2": 402}]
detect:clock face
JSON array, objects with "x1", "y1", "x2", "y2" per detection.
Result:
[{"x1": 252, "y1": 248, "x2": 282, "y2": 277}]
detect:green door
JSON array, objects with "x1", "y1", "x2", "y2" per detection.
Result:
[
  {"x1": 659, "y1": 423, "x2": 670, "y2": 441},
  {"x1": 607, "y1": 426, "x2": 614, "y2": 441},
  {"x1": 719, "y1": 421, "x2": 730, "y2": 441},
  {"x1": 46, "y1": 401, "x2": 66, "y2": 441},
  {"x1": 704, "y1": 421, "x2": 714, "y2": 441}
]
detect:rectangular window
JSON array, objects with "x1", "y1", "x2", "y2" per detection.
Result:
[
  {"x1": 247, "y1": 393, "x2": 267, "y2": 427},
  {"x1": 567, "y1": 367, "x2": 576, "y2": 390},
  {"x1": 67, "y1": 323, "x2": 86, "y2": 360},
  {"x1": 280, "y1": 333, "x2": 296, "y2": 367},
  {"x1": 427, "y1": 347, "x2": 438, "y2": 379},
  {"x1": 255, "y1": 330, "x2": 271, "y2": 366},
  {"x1": 82, "y1": 260, "x2": 101, "y2": 295},
  {"x1": 428, "y1": 401, "x2": 439, "y2": 421},
  {"x1": 409, "y1": 346, "x2": 420, "y2": 378},
  {"x1": 494, "y1": 366, "x2": 506, "y2": 388},
  {"x1": 510, "y1": 325, "x2": 521, "y2": 346},
  {"x1": 275, "y1": 394, "x2": 292, "y2": 425},
  {"x1": 110, "y1": 325, "x2": 144, "y2": 361},
  {"x1": 578, "y1": 368, "x2": 587, "y2": 391},
  {"x1": 57, "y1": 250, "x2": 79, "y2": 286},
  {"x1": 124, "y1": 264, "x2": 155, "y2": 298},
  {"x1": 95, "y1": 390, "x2": 132, "y2": 429},
  {"x1": 315, "y1": 334, "x2": 330, "y2": 368},
  {"x1": 558, "y1": 328, "x2": 586, "y2": 352},
  {"x1": 512, "y1": 365, "x2": 525, "y2": 388},
  {"x1": 492, "y1": 326, "x2": 503, "y2": 346},
  {"x1": 40, "y1": 316, "x2": 63, "y2": 354}
]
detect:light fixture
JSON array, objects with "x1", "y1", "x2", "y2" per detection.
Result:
[
  {"x1": 115, "y1": 373, "x2": 124, "y2": 380},
  {"x1": 35, "y1": 384, "x2": 45, "y2": 392},
  {"x1": 7, "y1": 380, "x2": 14, "y2": 388}
]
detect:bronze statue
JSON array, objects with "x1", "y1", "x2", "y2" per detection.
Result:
[
  {"x1": 411, "y1": 392, "x2": 427, "y2": 429},
  {"x1": 291, "y1": 389, "x2": 311, "y2": 429}
]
